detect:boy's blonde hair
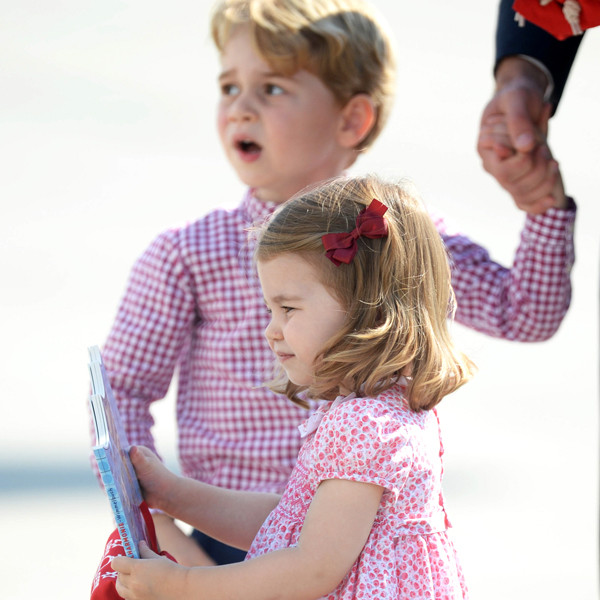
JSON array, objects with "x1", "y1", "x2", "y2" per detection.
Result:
[
  {"x1": 210, "y1": 0, "x2": 396, "y2": 150},
  {"x1": 255, "y1": 174, "x2": 476, "y2": 411}
]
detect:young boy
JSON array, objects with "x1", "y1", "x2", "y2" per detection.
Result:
[{"x1": 96, "y1": 0, "x2": 575, "y2": 568}]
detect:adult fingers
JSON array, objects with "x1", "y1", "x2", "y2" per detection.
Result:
[{"x1": 502, "y1": 89, "x2": 543, "y2": 153}]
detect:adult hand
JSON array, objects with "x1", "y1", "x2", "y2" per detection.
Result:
[
  {"x1": 478, "y1": 78, "x2": 551, "y2": 160},
  {"x1": 477, "y1": 56, "x2": 565, "y2": 213},
  {"x1": 478, "y1": 124, "x2": 565, "y2": 214},
  {"x1": 480, "y1": 55, "x2": 552, "y2": 156}
]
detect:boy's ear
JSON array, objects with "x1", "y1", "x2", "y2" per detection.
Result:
[{"x1": 338, "y1": 94, "x2": 376, "y2": 148}]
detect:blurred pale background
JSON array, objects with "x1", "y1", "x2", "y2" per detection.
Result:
[{"x1": 1, "y1": 1, "x2": 597, "y2": 597}]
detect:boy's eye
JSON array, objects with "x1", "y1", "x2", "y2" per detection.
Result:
[
  {"x1": 265, "y1": 83, "x2": 284, "y2": 96},
  {"x1": 220, "y1": 83, "x2": 239, "y2": 96}
]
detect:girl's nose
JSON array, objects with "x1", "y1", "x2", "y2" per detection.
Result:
[{"x1": 265, "y1": 318, "x2": 282, "y2": 342}]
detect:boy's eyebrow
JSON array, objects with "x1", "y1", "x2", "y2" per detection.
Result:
[
  {"x1": 218, "y1": 68, "x2": 289, "y2": 81},
  {"x1": 218, "y1": 69, "x2": 235, "y2": 81}
]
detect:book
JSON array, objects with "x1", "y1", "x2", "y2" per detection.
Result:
[{"x1": 88, "y1": 345, "x2": 151, "y2": 559}]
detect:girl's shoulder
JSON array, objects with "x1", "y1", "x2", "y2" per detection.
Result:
[
  {"x1": 311, "y1": 386, "x2": 433, "y2": 481},
  {"x1": 325, "y1": 384, "x2": 412, "y2": 424},
  {"x1": 324, "y1": 385, "x2": 437, "y2": 436}
]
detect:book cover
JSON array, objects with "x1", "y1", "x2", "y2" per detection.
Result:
[{"x1": 88, "y1": 345, "x2": 151, "y2": 559}]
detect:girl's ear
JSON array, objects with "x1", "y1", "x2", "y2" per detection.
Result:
[{"x1": 338, "y1": 94, "x2": 376, "y2": 149}]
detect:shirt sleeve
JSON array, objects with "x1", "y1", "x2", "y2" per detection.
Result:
[
  {"x1": 311, "y1": 400, "x2": 414, "y2": 497},
  {"x1": 437, "y1": 205, "x2": 576, "y2": 342},
  {"x1": 99, "y1": 228, "x2": 198, "y2": 455},
  {"x1": 495, "y1": 0, "x2": 583, "y2": 110}
]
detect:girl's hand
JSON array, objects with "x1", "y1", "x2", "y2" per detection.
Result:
[
  {"x1": 113, "y1": 542, "x2": 188, "y2": 600},
  {"x1": 129, "y1": 445, "x2": 180, "y2": 515}
]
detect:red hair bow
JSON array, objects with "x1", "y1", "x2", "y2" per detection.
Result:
[{"x1": 321, "y1": 199, "x2": 388, "y2": 266}]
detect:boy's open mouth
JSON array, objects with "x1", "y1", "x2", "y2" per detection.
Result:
[{"x1": 237, "y1": 139, "x2": 262, "y2": 156}]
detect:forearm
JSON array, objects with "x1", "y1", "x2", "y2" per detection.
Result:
[
  {"x1": 186, "y1": 545, "x2": 341, "y2": 600},
  {"x1": 152, "y1": 513, "x2": 215, "y2": 566},
  {"x1": 119, "y1": 541, "x2": 345, "y2": 600},
  {"x1": 182, "y1": 478, "x2": 381, "y2": 600},
  {"x1": 448, "y1": 207, "x2": 575, "y2": 341},
  {"x1": 162, "y1": 477, "x2": 280, "y2": 552}
]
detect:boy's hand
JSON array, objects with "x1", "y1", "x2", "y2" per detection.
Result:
[
  {"x1": 478, "y1": 114, "x2": 566, "y2": 215},
  {"x1": 113, "y1": 542, "x2": 188, "y2": 600}
]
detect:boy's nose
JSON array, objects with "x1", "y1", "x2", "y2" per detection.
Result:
[{"x1": 228, "y1": 93, "x2": 257, "y2": 122}]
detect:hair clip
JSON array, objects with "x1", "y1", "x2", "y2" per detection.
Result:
[{"x1": 321, "y1": 199, "x2": 388, "y2": 266}]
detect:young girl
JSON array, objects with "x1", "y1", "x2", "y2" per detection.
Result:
[{"x1": 112, "y1": 174, "x2": 476, "y2": 600}]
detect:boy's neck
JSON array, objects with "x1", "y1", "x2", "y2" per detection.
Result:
[{"x1": 252, "y1": 168, "x2": 354, "y2": 206}]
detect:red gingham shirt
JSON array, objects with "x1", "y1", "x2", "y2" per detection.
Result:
[{"x1": 102, "y1": 190, "x2": 575, "y2": 493}]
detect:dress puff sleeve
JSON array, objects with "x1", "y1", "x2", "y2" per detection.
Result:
[{"x1": 310, "y1": 398, "x2": 415, "y2": 500}]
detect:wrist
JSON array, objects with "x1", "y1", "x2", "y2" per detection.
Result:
[
  {"x1": 495, "y1": 55, "x2": 553, "y2": 102},
  {"x1": 162, "y1": 472, "x2": 188, "y2": 518},
  {"x1": 151, "y1": 509, "x2": 174, "y2": 521}
]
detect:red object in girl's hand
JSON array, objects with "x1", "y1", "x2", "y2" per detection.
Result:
[{"x1": 90, "y1": 503, "x2": 176, "y2": 600}]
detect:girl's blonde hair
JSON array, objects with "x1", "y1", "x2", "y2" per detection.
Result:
[
  {"x1": 255, "y1": 174, "x2": 475, "y2": 411},
  {"x1": 210, "y1": 0, "x2": 396, "y2": 150}
]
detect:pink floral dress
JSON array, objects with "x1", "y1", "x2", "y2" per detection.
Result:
[{"x1": 246, "y1": 383, "x2": 468, "y2": 599}]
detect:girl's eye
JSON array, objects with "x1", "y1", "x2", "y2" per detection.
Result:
[
  {"x1": 265, "y1": 83, "x2": 284, "y2": 96},
  {"x1": 282, "y1": 306, "x2": 295, "y2": 313}
]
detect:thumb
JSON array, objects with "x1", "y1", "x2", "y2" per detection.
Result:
[
  {"x1": 506, "y1": 111, "x2": 538, "y2": 153},
  {"x1": 504, "y1": 92, "x2": 547, "y2": 154},
  {"x1": 129, "y1": 445, "x2": 157, "y2": 472},
  {"x1": 139, "y1": 541, "x2": 160, "y2": 559}
]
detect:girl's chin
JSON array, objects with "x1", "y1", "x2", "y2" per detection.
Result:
[{"x1": 285, "y1": 374, "x2": 313, "y2": 388}]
